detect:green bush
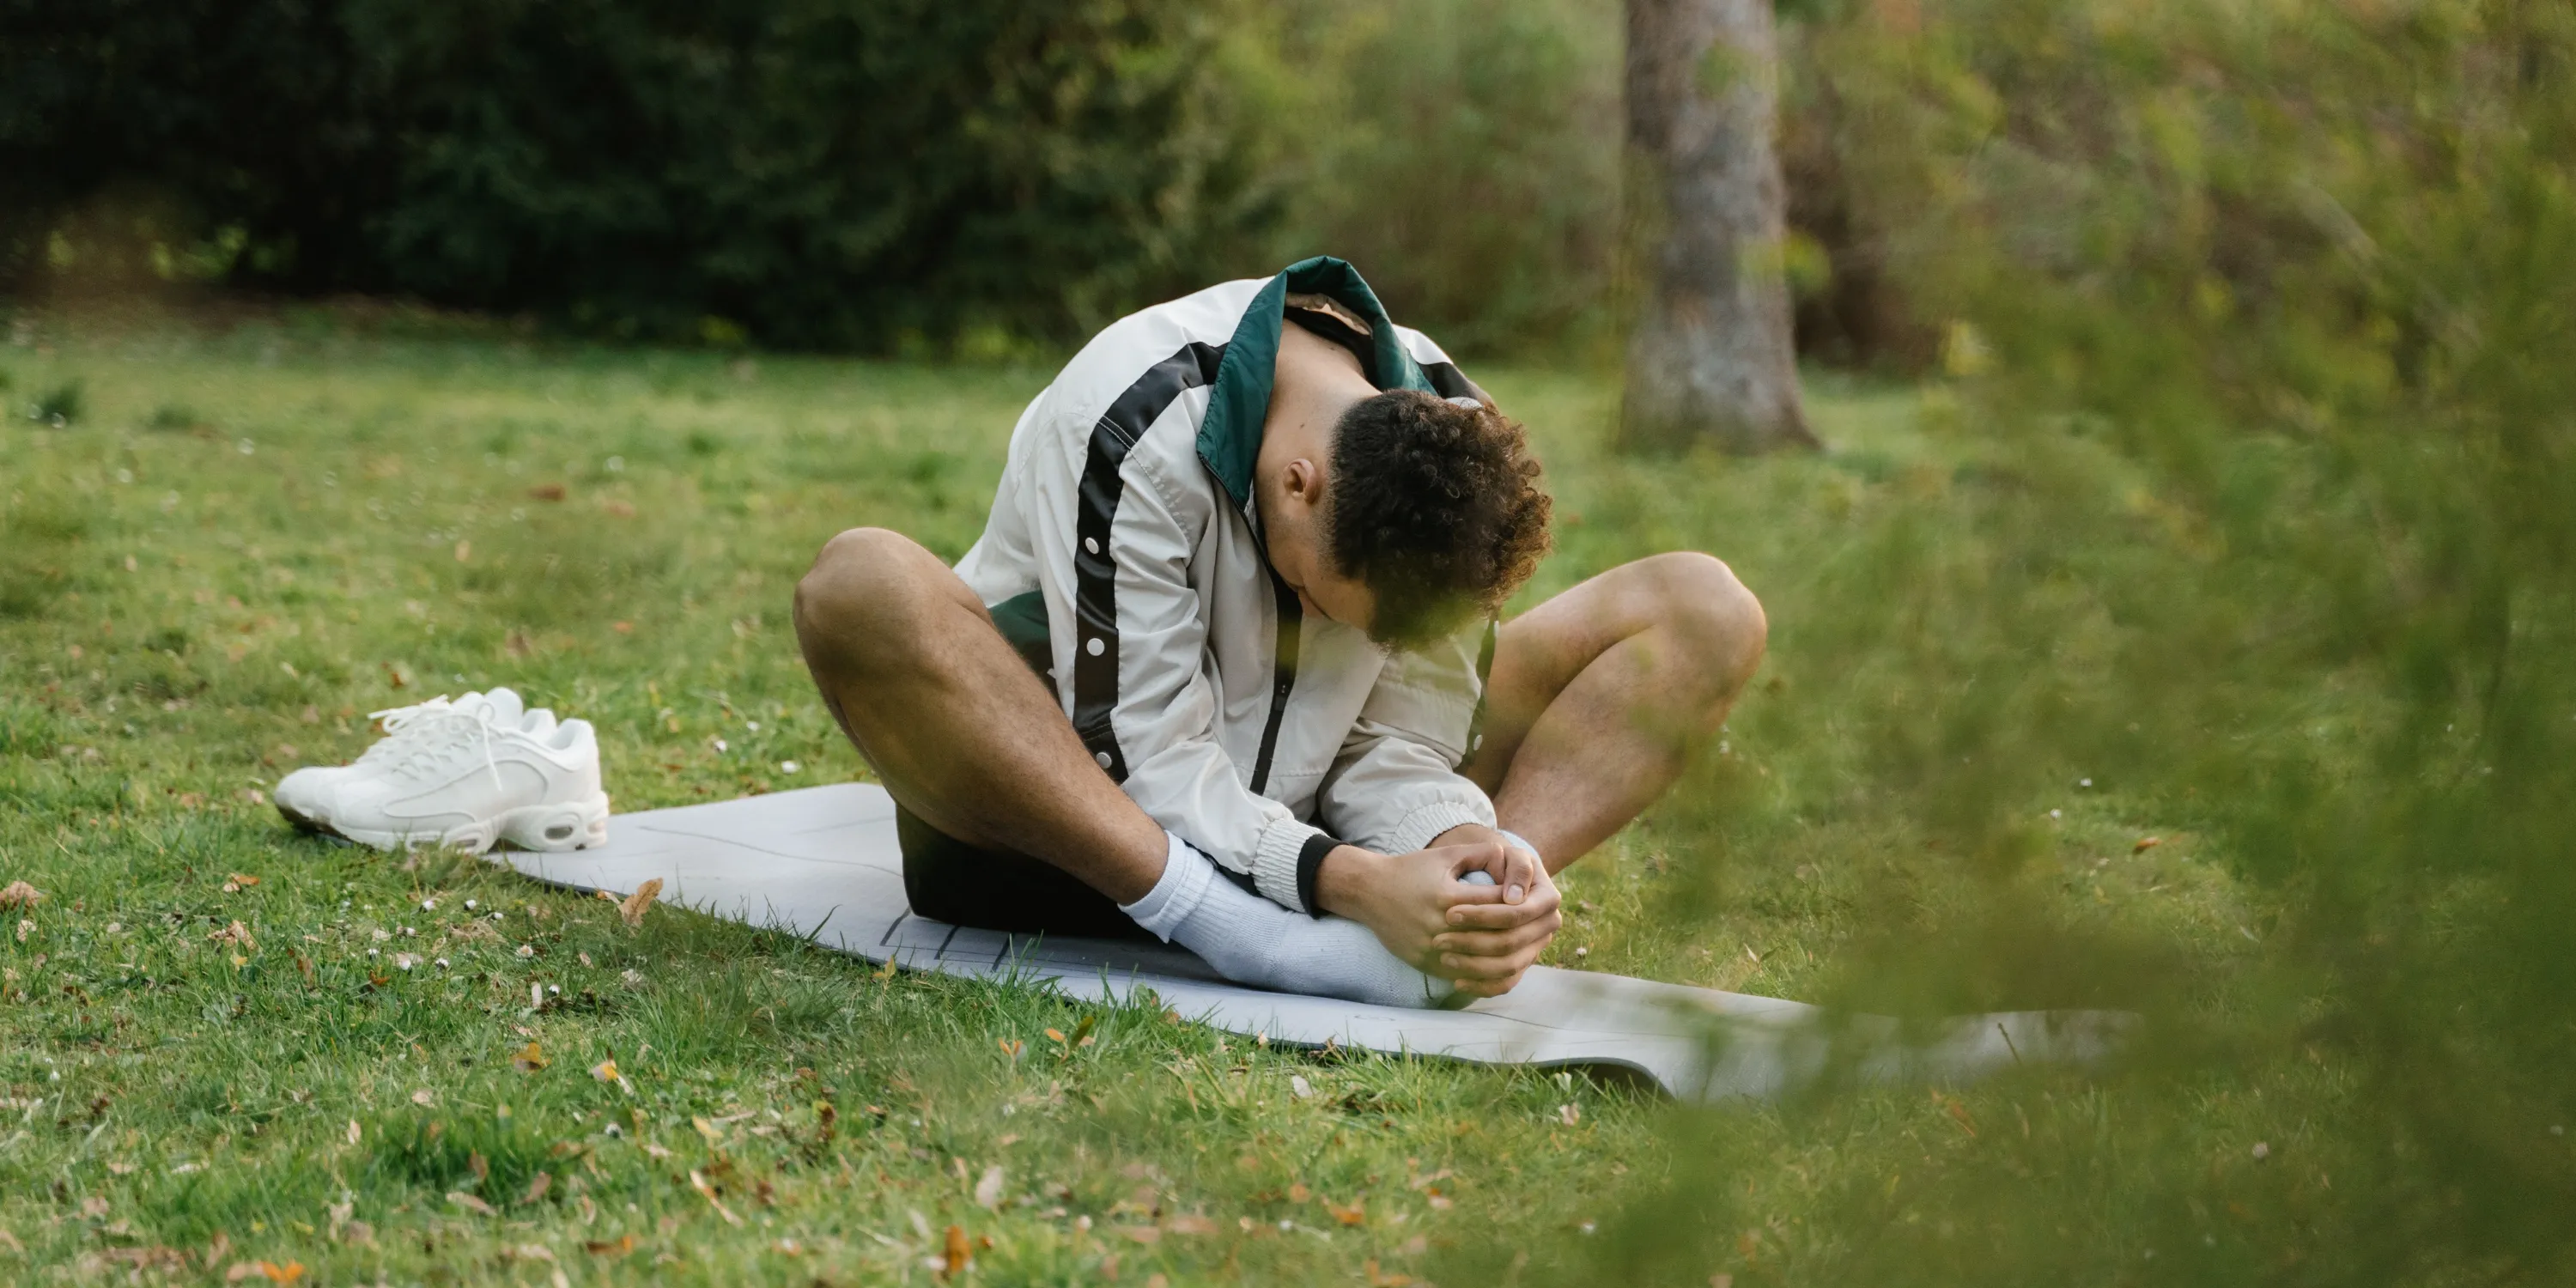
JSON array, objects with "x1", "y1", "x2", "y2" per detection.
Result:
[{"x1": 0, "y1": 0, "x2": 1253, "y2": 349}]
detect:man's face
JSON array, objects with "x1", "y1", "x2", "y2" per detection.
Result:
[{"x1": 1266, "y1": 512, "x2": 1376, "y2": 634}]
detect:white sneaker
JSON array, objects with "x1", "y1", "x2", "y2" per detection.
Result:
[
  {"x1": 276, "y1": 690, "x2": 531, "y2": 828},
  {"x1": 275, "y1": 689, "x2": 529, "y2": 828},
  {"x1": 276, "y1": 690, "x2": 611, "y2": 854}
]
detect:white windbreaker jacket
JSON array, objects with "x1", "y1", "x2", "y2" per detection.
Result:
[{"x1": 953, "y1": 258, "x2": 1500, "y2": 914}]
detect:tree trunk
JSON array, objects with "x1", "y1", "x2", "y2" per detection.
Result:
[{"x1": 1620, "y1": 0, "x2": 1817, "y2": 453}]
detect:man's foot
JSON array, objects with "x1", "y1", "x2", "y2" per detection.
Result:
[{"x1": 1121, "y1": 834, "x2": 1452, "y2": 1008}]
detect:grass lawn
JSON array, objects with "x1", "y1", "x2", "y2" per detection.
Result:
[{"x1": 1, "y1": 304, "x2": 2330, "y2": 1285}]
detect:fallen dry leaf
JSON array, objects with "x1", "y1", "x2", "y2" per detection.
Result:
[
  {"x1": 227, "y1": 872, "x2": 261, "y2": 887},
  {"x1": 618, "y1": 879, "x2": 662, "y2": 928},
  {"x1": 446, "y1": 1192, "x2": 497, "y2": 1217},
  {"x1": 942, "y1": 1224, "x2": 972, "y2": 1277},
  {"x1": 590, "y1": 1059, "x2": 621, "y2": 1083},
  {"x1": 345, "y1": 1121, "x2": 361, "y2": 1145},
  {"x1": 688, "y1": 1170, "x2": 744, "y2": 1226},
  {"x1": 210, "y1": 920, "x2": 256, "y2": 951},
  {"x1": 1117, "y1": 1224, "x2": 1162, "y2": 1244},
  {"x1": 974, "y1": 1164, "x2": 1005, "y2": 1209},
  {"x1": 1364, "y1": 1260, "x2": 1417, "y2": 1287},
  {"x1": 1166, "y1": 1214, "x2": 1218, "y2": 1236},
  {"x1": 0, "y1": 881, "x2": 43, "y2": 909},
  {"x1": 584, "y1": 1235, "x2": 636, "y2": 1258},
  {"x1": 513, "y1": 1041, "x2": 549, "y2": 1072},
  {"x1": 521, "y1": 1171, "x2": 553, "y2": 1205},
  {"x1": 528, "y1": 483, "x2": 568, "y2": 502},
  {"x1": 2134, "y1": 835, "x2": 2164, "y2": 854},
  {"x1": 1944, "y1": 1096, "x2": 1979, "y2": 1137},
  {"x1": 411, "y1": 1089, "x2": 435, "y2": 1107},
  {"x1": 1327, "y1": 1199, "x2": 1366, "y2": 1227}
]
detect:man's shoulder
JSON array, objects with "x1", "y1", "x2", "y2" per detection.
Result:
[{"x1": 1044, "y1": 278, "x2": 1267, "y2": 422}]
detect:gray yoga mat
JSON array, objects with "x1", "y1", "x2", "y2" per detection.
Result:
[{"x1": 494, "y1": 783, "x2": 2125, "y2": 1101}]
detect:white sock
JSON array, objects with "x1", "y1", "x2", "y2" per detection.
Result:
[{"x1": 1121, "y1": 832, "x2": 1451, "y2": 1009}]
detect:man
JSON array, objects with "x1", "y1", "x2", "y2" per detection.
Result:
[{"x1": 795, "y1": 258, "x2": 1765, "y2": 1005}]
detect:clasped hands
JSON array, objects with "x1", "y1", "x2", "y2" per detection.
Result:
[{"x1": 1314, "y1": 823, "x2": 1562, "y2": 999}]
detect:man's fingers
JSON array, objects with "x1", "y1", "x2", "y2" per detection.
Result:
[
  {"x1": 1437, "y1": 920, "x2": 1556, "y2": 979},
  {"x1": 1433, "y1": 918, "x2": 1558, "y2": 959},
  {"x1": 1443, "y1": 897, "x2": 1549, "y2": 930},
  {"x1": 1444, "y1": 841, "x2": 1510, "y2": 881},
  {"x1": 1443, "y1": 873, "x2": 1561, "y2": 926},
  {"x1": 1441, "y1": 880, "x2": 1513, "y2": 907},
  {"x1": 1449, "y1": 968, "x2": 1528, "y2": 999},
  {"x1": 1500, "y1": 843, "x2": 1540, "y2": 905},
  {"x1": 1437, "y1": 950, "x2": 1534, "y2": 981}
]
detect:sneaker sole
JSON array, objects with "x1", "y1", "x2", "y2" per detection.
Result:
[{"x1": 295, "y1": 793, "x2": 611, "y2": 856}]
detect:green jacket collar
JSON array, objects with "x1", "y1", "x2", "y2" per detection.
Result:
[{"x1": 1198, "y1": 257, "x2": 1435, "y2": 512}]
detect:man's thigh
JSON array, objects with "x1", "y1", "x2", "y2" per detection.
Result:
[{"x1": 1461, "y1": 553, "x2": 1728, "y2": 795}]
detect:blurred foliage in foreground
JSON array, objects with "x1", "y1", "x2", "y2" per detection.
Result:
[{"x1": 1504, "y1": 2, "x2": 2576, "y2": 1284}]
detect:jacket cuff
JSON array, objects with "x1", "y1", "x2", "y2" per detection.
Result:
[
  {"x1": 1381, "y1": 797, "x2": 1496, "y2": 857},
  {"x1": 1296, "y1": 830, "x2": 1343, "y2": 920},
  {"x1": 1252, "y1": 816, "x2": 1330, "y2": 913}
]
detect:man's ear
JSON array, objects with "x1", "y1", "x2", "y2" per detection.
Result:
[{"x1": 1283, "y1": 458, "x2": 1326, "y2": 508}]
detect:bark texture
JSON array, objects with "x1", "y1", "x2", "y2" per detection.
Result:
[{"x1": 1622, "y1": 0, "x2": 1817, "y2": 453}]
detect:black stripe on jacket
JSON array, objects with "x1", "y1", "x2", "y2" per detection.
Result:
[
  {"x1": 1248, "y1": 569, "x2": 1303, "y2": 795},
  {"x1": 1072, "y1": 341, "x2": 1226, "y2": 782},
  {"x1": 1422, "y1": 360, "x2": 1492, "y2": 407}
]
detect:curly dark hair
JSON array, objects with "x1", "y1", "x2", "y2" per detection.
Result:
[{"x1": 1327, "y1": 389, "x2": 1553, "y2": 648}]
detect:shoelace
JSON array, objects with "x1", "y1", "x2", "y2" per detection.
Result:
[
  {"x1": 365, "y1": 697, "x2": 507, "y2": 787},
  {"x1": 354, "y1": 696, "x2": 461, "y2": 765}
]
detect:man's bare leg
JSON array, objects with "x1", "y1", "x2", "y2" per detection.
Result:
[
  {"x1": 1465, "y1": 552, "x2": 1769, "y2": 871},
  {"x1": 793, "y1": 528, "x2": 1168, "y2": 902}
]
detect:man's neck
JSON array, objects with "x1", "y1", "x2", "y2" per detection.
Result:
[{"x1": 1258, "y1": 321, "x2": 1377, "y2": 482}]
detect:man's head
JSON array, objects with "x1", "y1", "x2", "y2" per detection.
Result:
[{"x1": 1262, "y1": 389, "x2": 1552, "y2": 648}]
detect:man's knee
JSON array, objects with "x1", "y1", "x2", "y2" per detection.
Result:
[
  {"x1": 1637, "y1": 551, "x2": 1766, "y2": 690},
  {"x1": 793, "y1": 528, "x2": 947, "y2": 666}
]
